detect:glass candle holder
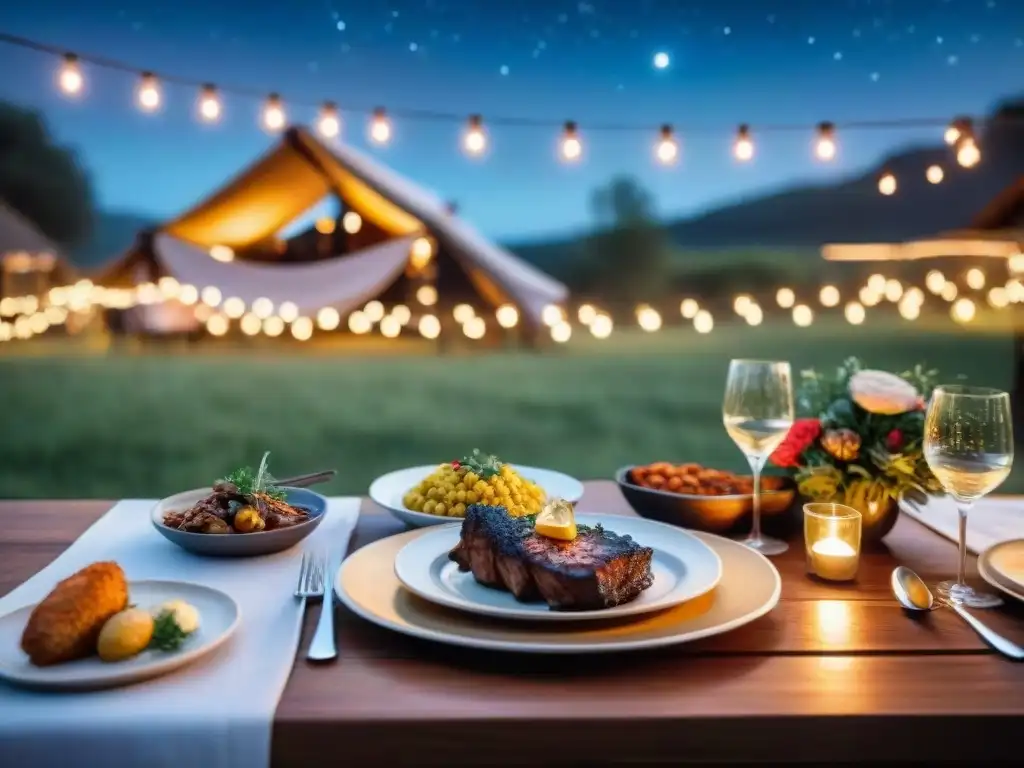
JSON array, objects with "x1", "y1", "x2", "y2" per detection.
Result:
[{"x1": 804, "y1": 502, "x2": 862, "y2": 582}]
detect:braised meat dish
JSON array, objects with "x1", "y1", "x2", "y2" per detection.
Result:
[
  {"x1": 162, "y1": 452, "x2": 310, "y2": 534},
  {"x1": 449, "y1": 505, "x2": 654, "y2": 611}
]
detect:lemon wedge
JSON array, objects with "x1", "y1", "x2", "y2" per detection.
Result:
[{"x1": 534, "y1": 498, "x2": 577, "y2": 541}]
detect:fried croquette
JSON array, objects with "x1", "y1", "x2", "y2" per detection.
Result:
[{"x1": 20, "y1": 561, "x2": 129, "y2": 667}]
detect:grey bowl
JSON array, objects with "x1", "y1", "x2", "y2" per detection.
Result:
[{"x1": 151, "y1": 486, "x2": 328, "y2": 557}]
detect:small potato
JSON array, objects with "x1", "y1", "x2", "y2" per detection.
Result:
[
  {"x1": 97, "y1": 608, "x2": 154, "y2": 662},
  {"x1": 233, "y1": 506, "x2": 265, "y2": 533}
]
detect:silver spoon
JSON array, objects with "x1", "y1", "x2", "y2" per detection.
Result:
[{"x1": 891, "y1": 566, "x2": 1024, "y2": 660}]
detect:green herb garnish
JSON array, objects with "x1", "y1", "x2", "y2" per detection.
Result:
[
  {"x1": 458, "y1": 449, "x2": 503, "y2": 479},
  {"x1": 220, "y1": 451, "x2": 287, "y2": 501},
  {"x1": 149, "y1": 610, "x2": 190, "y2": 652}
]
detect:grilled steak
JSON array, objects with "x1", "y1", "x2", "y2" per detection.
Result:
[{"x1": 448, "y1": 505, "x2": 654, "y2": 611}]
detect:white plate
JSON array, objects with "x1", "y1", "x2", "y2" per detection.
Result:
[
  {"x1": 393, "y1": 514, "x2": 722, "y2": 622},
  {"x1": 979, "y1": 540, "x2": 1024, "y2": 602},
  {"x1": 0, "y1": 580, "x2": 240, "y2": 691},
  {"x1": 336, "y1": 522, "x2": 780, "y2": 654},
  {"x1": 369, "y1": 464, "x2": 584, "y2": 528}
]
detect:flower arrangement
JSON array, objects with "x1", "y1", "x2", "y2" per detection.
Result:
[{"x1": 770, "y1": 357, "x2": 944, "y2": 521}]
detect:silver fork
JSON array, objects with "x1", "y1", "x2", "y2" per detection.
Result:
[{"x1": 294, "y1": 551, "x2": 337, "y2": 662}]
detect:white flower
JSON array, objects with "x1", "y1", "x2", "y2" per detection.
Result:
[{"x1": 849, "y1": 370, "x2": 920, "y2": 415}]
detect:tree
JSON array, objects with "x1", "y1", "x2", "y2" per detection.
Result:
[
  {"x1": 576, "y1": 176, "x2": 673, "y2": 303},
  {"x1": 0, "y1": 101, "x2": 95, "y2": 248}
]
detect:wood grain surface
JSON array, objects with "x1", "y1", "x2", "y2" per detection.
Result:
[{"x1": 4, "y1": 484, "x2": 1024, "y2": 765}]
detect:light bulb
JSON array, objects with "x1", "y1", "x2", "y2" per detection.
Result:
[
  {"x1": 733, "y1": 124, "x2": 754, "y2": 161},
  {"x1": 815, "y1": 121, "x2": 836, "y2": 161},
  {"x1": 317, "y1": 307, "x2": 341, "y2": 330},
  {"x1": 136, "y1": 72, "x2": 161, "y2": 112},
  {"x1": 819, "y1": 285, "x2": 841, "y2": 307},
  {"x1": 418, "y1": 314, "x2": 441, "y2": 339},
  {"x1": 776, "y1": 288, "x2": 795, "y2": 309},
  {"x1": 878, "y1": 172, "x2": 897, "y2": 196},
  {"x1": 342, "y1": 211, "x2": 362, "y2": 234},
  {"x1": 370, "y1": 107, "x2": 391, "y2": 144},
  {"x1": 58, "y1": 54, "x2": 83, "y2": 96},
  {"x1": 416, "y1": 284, "x2": 438, "y2": 306},
  {"x1": 317, "y1": 102, "x2": 341, "y2": 138},
  {"x1": 560, "y1": 121, "x2": 582, "y2": 162},
  {"x1": 957, "y1": 138, "x2": 980, "y2": 168},
  {"x1": 655, "y1": 124, "x2": 678, "y2": 165},
  {"x1": 844, "y1": 301, "x2": 866, "y2": 325},
  {"x1": 262, "y1": 94, "x2": 286, "y2": 132},
  {"x1": 198, "y1": 84, "x2": 221, "y2": 122},
  {"x1": 926, "y1": 164, "x2": 944, "y2": 184},
  {"x1": 496, "y1": 304, "x2": 519, "y2": 328},
  {"x1": 966, "y1": 267, "x2": 986, "y2": 290},
  {"x1": 590, "y1": 314, "x2": 613, "y2": 338},
  {"x1": 944, "y1": 123, "x2": 960, "y2": 146},
  {"x1": 409, "y1": 237, "x2": 433, "y2": 270},
  {"x1": 463, "y1": 114, "x2": 487, "y2": 156}
]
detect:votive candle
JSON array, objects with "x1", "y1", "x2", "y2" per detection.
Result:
[{"x1": 804, "y1": 502, "x2": 862, "y2": 582}]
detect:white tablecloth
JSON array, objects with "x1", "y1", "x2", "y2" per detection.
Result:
[
  {"x1": 900, "y1": 495, "x2": 1024, "y2": 554},
  {"x1": 0, "y1": 497, "x2": 360, "y2": 768}
]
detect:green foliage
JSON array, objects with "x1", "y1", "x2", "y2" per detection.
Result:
[
  {"x1": 0, "y1": 101, "x2": 95, "y2": 247},
  {"x1": 149, "y1": 610, "x2": 190, "y2": 652},
  {"x1": 458, "y1": 448, "x2": 503, "y2": 478},
  {"x1": 575, "y1": 176, "x2": 674, "y2": 303},
  {"x1": 220, "y1": 451, "x2": 287, "y2": 500}
]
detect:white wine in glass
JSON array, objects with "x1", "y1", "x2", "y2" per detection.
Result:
[
  {"x1": 723, "y1": 360, "x2": 794, "y2": 556},
  {"x1": 924, "y1": 385, "x2": 1014, "y2": 608}
]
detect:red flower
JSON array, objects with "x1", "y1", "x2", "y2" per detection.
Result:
[
  {"x1": 770, "y1": 418, "x2": 822, "y2": 468},
  {"x1": 886, "y1": 429, "x2": 904, "y2": 452},
  {"x1": 451, "y1": 460, "x2": 461, "y2": 470}
]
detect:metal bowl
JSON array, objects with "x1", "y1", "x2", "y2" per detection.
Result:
[
  {"x1": 614, "y1": 465, "x2": 797, "y2": 534},
  {"x1": 151, "y1": 486, "x2": 328, "y2": 557}
]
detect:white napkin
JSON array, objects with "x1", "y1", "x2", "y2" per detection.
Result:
[
  {"x1": 0, "y1": 497, "x2": 360, "y2": 768},
  {"x1": 900, "y1": 495, "x2": 1024, "y2": 554}
]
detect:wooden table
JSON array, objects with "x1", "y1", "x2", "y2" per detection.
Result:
[{"x1": 4, "y1": 483, "x2": 1024, "y2": 764}]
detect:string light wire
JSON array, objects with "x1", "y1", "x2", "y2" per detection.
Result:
[{"x1": 1, "y1": 31, "x2": 1014, "y2": 136}]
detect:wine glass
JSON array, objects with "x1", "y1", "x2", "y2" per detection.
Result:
[
  {"x1": 723, "y1": 359, "x2": 794, "y2": 556},
  {"x1": 924, "y1": 385, "x2": 1014, "y2": 608}
]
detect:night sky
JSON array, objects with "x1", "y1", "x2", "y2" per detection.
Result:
[{"x1": 1, "y1": 1, "x2": 1022, "y2": 241}]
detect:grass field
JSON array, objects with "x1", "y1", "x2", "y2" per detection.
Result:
[{"x1": 0, "y1": 316, "x2": 1021, "y2": 499}]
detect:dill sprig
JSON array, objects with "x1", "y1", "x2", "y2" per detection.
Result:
[
  {"x1": 220, "y1": 451, "x2": 287, "y2": 501},
  {"x1": 149, "y1": 610, "x2": 190, "y2": 652}
]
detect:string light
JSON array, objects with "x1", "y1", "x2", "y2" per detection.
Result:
[
  {"x1": 693, "y1": 310, "x2": 714, "y2": 334},
  {"x1": 925, "y1": 270, "x2": 946, "y2": 294},
  {"x1": 198, "y1": 84, "x2": 221, "y2": 122},
  {"x1": 222, "y1": 297, "x2": 246, "y2": 319},
  {"x1": 210, "y1": 245, "x2": 234, "y2": 263},
  {"x1": 940, "y1": 282, "x2": 958, "y2": 302},
  {"x1": 884, "y1": 279, "x2": 903, "y2": 302},
  {"x1": 957, "y1": 137, "x2": 981, "y2": 168},
  {"x1": 965, "y1": 268, "x2": 986, "y2": 290},
  {"x1": 316, "y1": 101, "x2": 341, "y2": 139},
  {"x1": 363, "y1": 300, "x2": 385, "y2": 323},
  {"x1": 496, "y1": 304, "x2": 519, "y2": 328},
  {"x1": 392, "y1": 304, "x2": 412, "y2": 325},
  {"x1": 240, "y1": 313, "x2": 262, "y2": 336},
  {"x1": 463, "y1": 114, "x2": 487, "y2": 156},
  {"x1": 590, "y1": 314, "x2": 613, "y2": 339},
  {"x1": 655, "y1": 124, "x2": 678, "y2": 165},
  {"x1": 926, "y1": 164, "x2": 944, "y2": 184},
  {"x1": 57, "y1": 53, "x2": 83, "y2": 95},
  {"x1": 409, "y1": 237, "x2": 433, "y2": 270},
  {"x1": 252, "y1": 297, "x2": 274, "y2": 318},
  {"x1": 867, "y1": 274, "x2": 886, "y2": 294},
  {"x1": 776, "y1": 288, "x2": 795, "y2": 309},
  {"x1": 951, "y1": 297, "x2": 976, "y2": 324},
  {"x1": 745, "y1": 304, "x2": 763, "y2": 326},
  {"x1": 316, "y1": 307, "x2": 341, "y2": 330},
  {"x1": 463, "y1": 316, "x2": 486, "y2": 340},
  {"x1": 380, "y1": 315, "x2": 402, "y2": 338},
  {"x1": 348, "y1": 311, "x2": 371, "y2": 334},
  {"x1": 416, "y1": 284, "x2": 438, "y2": 306},
  {"x1": 636, "y1": 305, "x2": 662, "y2": 332},
  {"x1": 844, "y1": 301, "x2": 866, "y2": 325},
  {"x1": 988, "y1": 286, "x2": 1010, "y2": 308},
  {"x1": 898, "y1": 296, "x2": 921, "y2": 320},
  {"x1": 370, "y1": 107, "x2": 391, "y2": 144},
  {"x1": 680, "y1": 298, "x2": 700, "y2": 318},
  {"x1": 560, "y1": 121, "x2": 582, "y2": 162},
  {"x1": 733, "y1": 124, "x2": 754, "y2": 161},
  {"x1": 542, "y1": 304, "x2": 564, "y2": 326},
  {"x1": 577, "y1": 304, "x2": 597, "y2": 325},
  {"x1": 814, "y1": 121, "x2": 837, "y2": 161},
  {"x1": 200, "y1": 286, "x2": 222, "y2": 307},
  {"x1": 262, "y1": 93, "x2": 286, "y2": 132},
  {"x1": 792, "y1": 305, "x2": 814, "y2": 327},
  {"x1": 733, "y1": 295, "x2": 753, "y2": 316},
  {"x1": 136, "y1": 72, "x2": 161, "y2": 112},
  {"x1": 550, "y1": 322, "x2": 572, "y2": 343},
  {"x1": 8, "y1": 33, "x2": 1023, "y2": 172},
  {"x1": 819, "y1": 285, "x2": 840, "y2": 307},
  {"x1": 279, "y1": 301, "x2": 300, "y2": 322},
  {"x1": 291, "y1": 316, "x2": 314, "y2": 341},
  {"x1": 418, "y1": 314, "x2": 441, "y2": 339},
  {"x1": 453, "y1": 303, "x2": 475, "y2": 324},
  {"x1": 878, "y1": 171, "x2": 897, "y2": 196},
  {"x1": 342, "y1": 211, "x2": 362, "y2": 234}
]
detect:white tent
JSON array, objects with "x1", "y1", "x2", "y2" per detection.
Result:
[{"x1": 97, "y1": 128, "x2": 568, "y2": 330}]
